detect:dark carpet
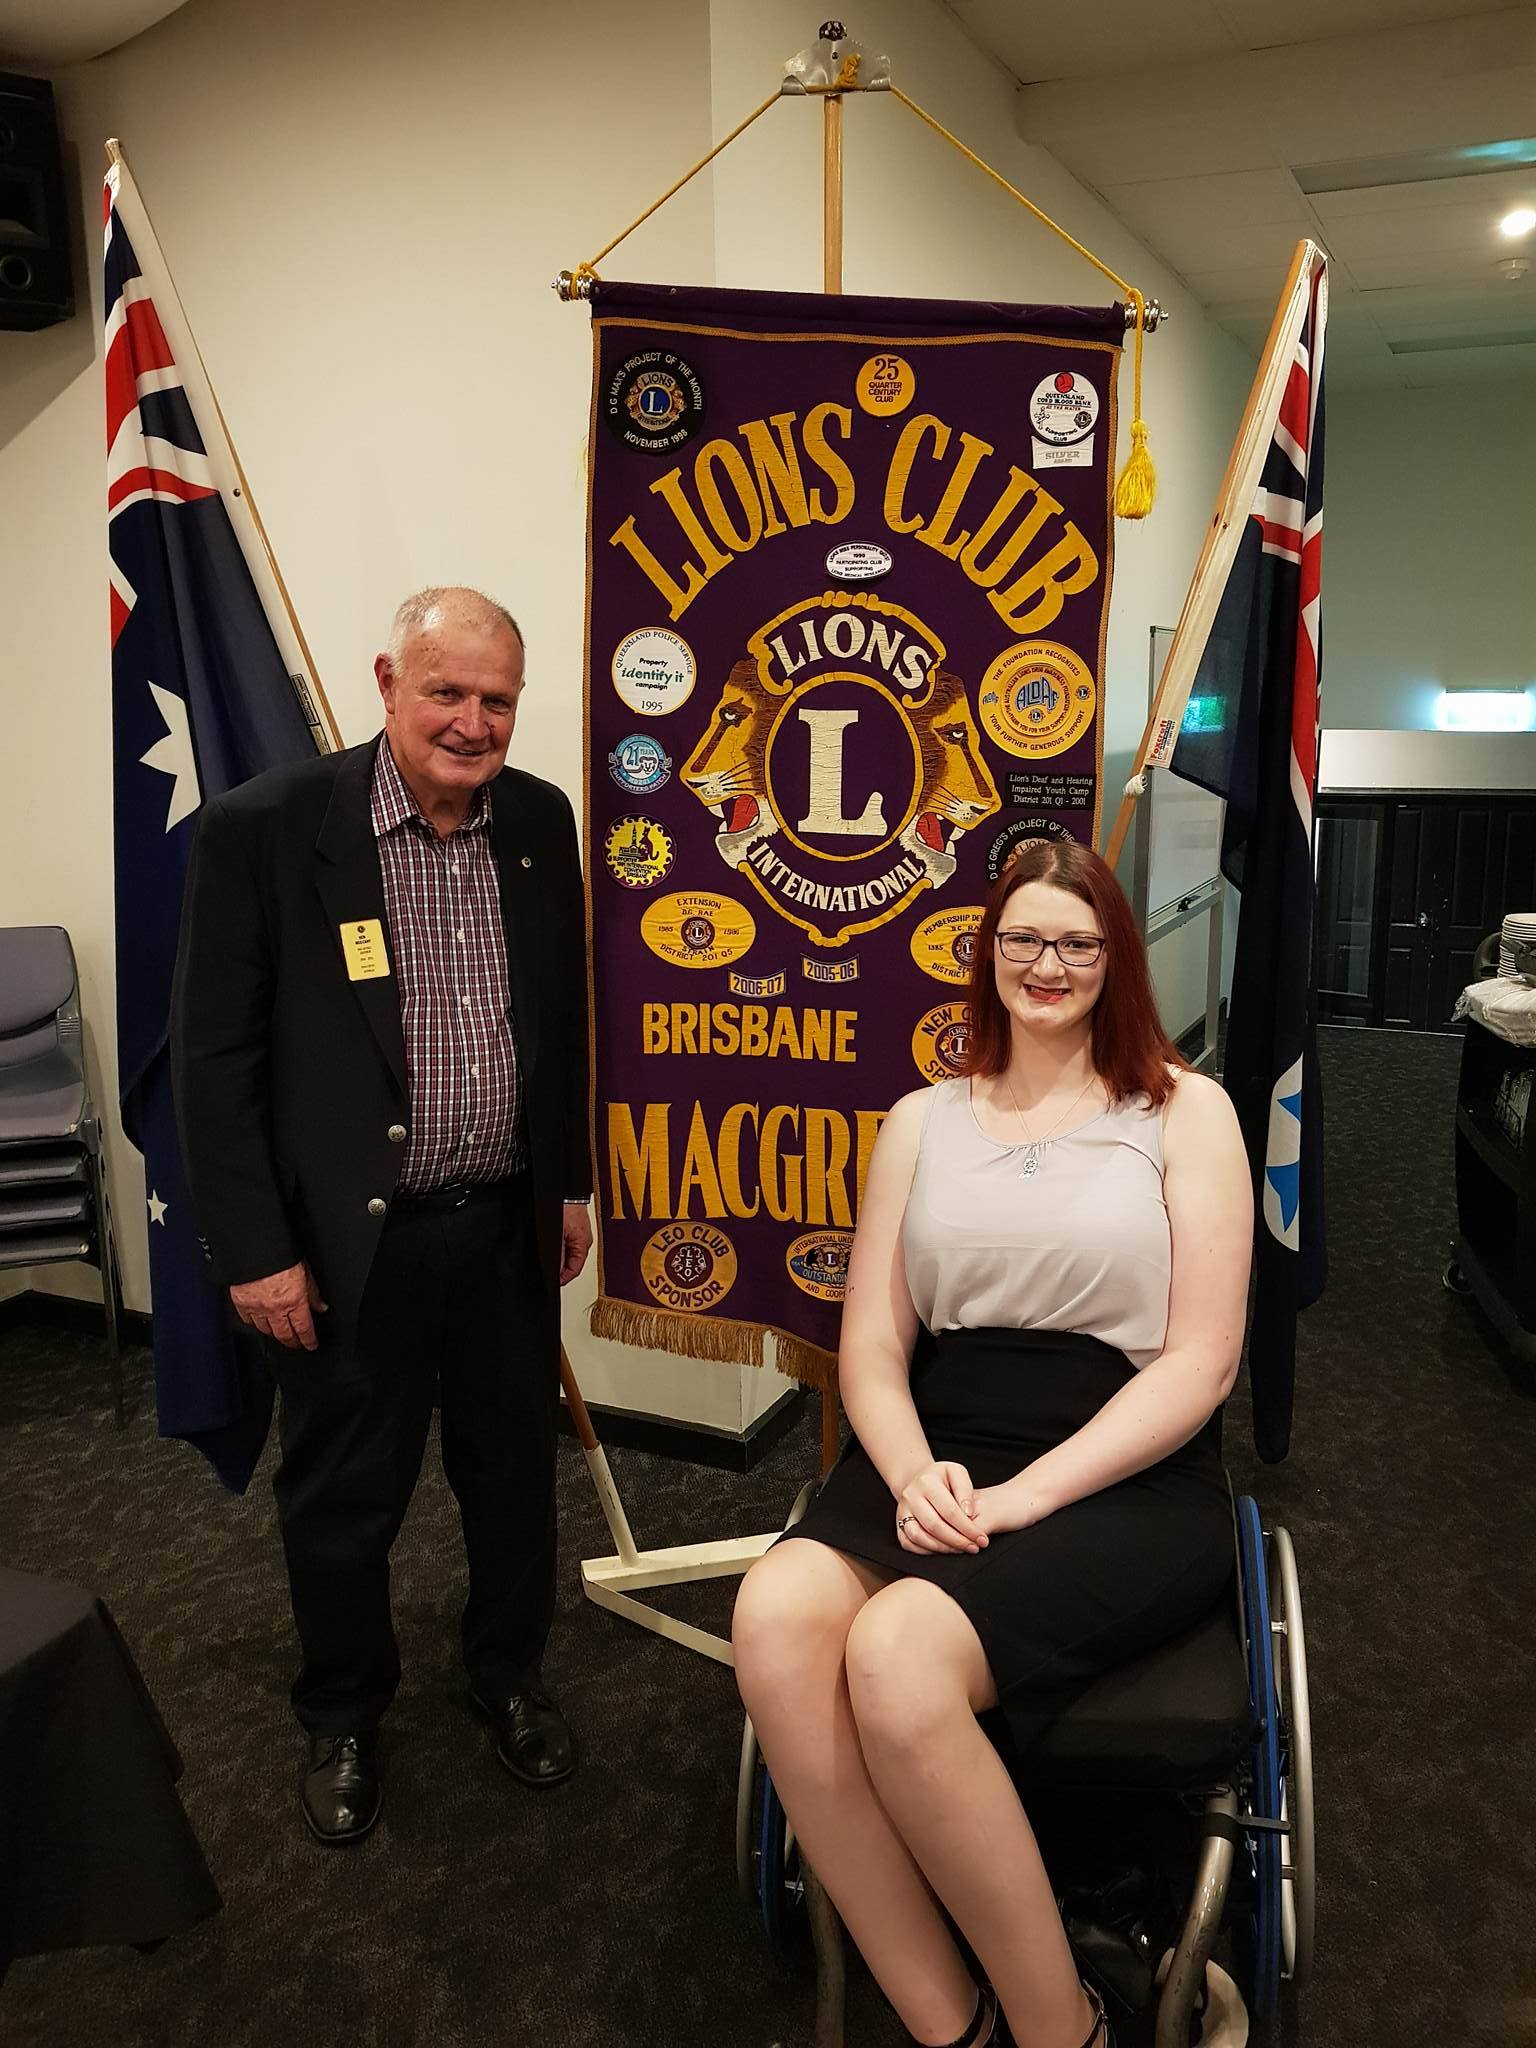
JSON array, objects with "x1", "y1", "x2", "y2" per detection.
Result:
[{"x1": 2, "y1": 1026, "x2": 1534, "y2": 2048}]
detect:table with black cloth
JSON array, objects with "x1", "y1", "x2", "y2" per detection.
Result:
[{"x1": 0, "y1": 1564, "x2": 221, "y2": 1979}]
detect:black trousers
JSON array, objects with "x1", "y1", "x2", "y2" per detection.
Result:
[{"x1": 269, "y1": 1177, "x2": 559, "y2": 1735}]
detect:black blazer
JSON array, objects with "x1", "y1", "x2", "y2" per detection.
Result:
[{"x1": 170, "y1": 737, "x2": 591, "y2": 1357}]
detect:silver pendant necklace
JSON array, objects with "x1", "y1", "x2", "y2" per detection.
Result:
[{"x1": 1002, "y1": 1072, "x2": 1099, "y2": 1179}]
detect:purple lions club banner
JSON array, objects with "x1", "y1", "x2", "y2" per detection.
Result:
[{"x1": 584, "y1": 280, "x2": 1120, "y2": 1385}]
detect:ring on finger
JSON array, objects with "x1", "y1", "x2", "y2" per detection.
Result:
[{"x1": 896, "y1": 1513, "x2": 913, "y2": 1531}]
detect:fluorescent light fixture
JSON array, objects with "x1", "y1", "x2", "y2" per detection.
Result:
[
  {"x1": 1388, "y1": 328, "x2": 1536, "y2": 353},
  {"x1": 1295, "y1": 140, "x2": 1536, "y2": 195},
  {"x1": 1501, "y1": 207, "x2": 1536, "y2": 238},
  {"x1": 1434, "y1": 689, "x2": 1536, "y2": 732}
]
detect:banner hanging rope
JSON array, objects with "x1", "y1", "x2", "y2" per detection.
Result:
[{"x1": 555, "y1": 35, "x2": 1164, "y2": 520}]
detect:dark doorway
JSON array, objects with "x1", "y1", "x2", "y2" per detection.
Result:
[{"x1": 1315, "y1": 792, "x2": 1536, "y2": 1030}]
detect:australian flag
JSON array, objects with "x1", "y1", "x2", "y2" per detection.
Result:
[
  {"x1": 1167, "y1": 259, "x2": 1328, "y2": 1463},
  {"x1": 107, "y1": 158, "x2": 319, "y2": 1491}
]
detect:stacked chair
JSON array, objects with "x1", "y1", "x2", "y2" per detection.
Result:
[{"x1": 0, "y1": 926, "x2": 127, "y2": 1422}]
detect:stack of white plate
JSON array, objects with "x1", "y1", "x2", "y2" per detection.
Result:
[{"x1": 1501, "y1": 911, "x2": 1536, "y2": 981}]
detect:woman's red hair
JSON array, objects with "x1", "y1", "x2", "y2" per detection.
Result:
[{"x1": 960, "y1": 839, "x2": 1188, "y2": 1107}]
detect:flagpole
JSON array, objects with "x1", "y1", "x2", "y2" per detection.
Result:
[
  {"x1": 1102, "y1": 240, "x2": 1322, "y2": 874},
  {"x1": 818, "y1": 38, "x2": 846, "y2": 1482},
  {"x1": 104, "y1": 140, "x2": 345, "y2": 757}
]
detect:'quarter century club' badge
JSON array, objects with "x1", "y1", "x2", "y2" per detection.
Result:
[{"x1": 605, "y1": 350, "x2": 705, "y2": 456}]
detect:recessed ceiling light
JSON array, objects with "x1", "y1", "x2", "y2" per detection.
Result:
[{"x1": 1501, "y1": 207, "x2": 1536, "y2": 237}]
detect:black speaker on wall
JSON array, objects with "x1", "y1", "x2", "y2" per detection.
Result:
[{"x1": 0, "y1": 72, "x2": 74, "y2": 331}]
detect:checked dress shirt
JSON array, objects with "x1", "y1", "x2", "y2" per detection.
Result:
[{"x1": 369, "y1": 739, "x2": 527, "y2": 1194}]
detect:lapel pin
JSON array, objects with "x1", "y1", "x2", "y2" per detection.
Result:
[{"x1": 520, "y1": 856, "x2": 533, "y2": 869}]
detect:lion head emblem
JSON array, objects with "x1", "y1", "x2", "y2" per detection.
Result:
[
  {"x1": 680, "y1": 658, "x2": 782, "y2": 870},
  {"x1": 896, "y1": 669, "x2": 1001, "y2": 888}
]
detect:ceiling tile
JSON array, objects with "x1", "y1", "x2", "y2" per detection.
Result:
[
  {"x1": 1208, "y1": 0, "x2": 1503, "y2": 48},
  {"x1": 1323, "y1": 195, "x2": 1536, "y2": 263},
  {"x1": 1032, "y1": 119, "x2": 1286, "y2": 189},
  {"x1": 1347, "y1": 248, "x2": 1535, "y2": 289},
  {"x1": 1397, "y1": 340, "x2": 1536, "y2": 386},
  {"x1": 950, "y1": 0, "x2": 1237, "y2": 84},
  {"x1": 1098, "y1": 167, "x2": 1313, "y2": 235},
  {"x1": 1304, "y1": 162, "x2": 1536, "y2": 218},
  {"x1": 969, "y1": 2, "x2": 1536, "y2": 368}
]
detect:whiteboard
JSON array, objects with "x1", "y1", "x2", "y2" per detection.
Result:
[{"x1": 1147, "y1": 625, "x2": 1224, "y2": 918}]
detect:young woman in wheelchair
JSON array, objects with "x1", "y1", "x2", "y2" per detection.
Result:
[{"x1": 732, "y1": 839, "x2": 1253, "y2": 2048}]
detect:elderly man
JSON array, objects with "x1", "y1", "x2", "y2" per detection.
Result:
[{"x1": 172, "y1": 587, "x2": 592, "y2": 1843}]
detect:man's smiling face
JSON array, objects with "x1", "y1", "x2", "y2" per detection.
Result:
[{"x1": 375, "y1": 620, "x2": 525, "y2": 811}]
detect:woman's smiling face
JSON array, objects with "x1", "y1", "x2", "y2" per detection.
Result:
[{"x1": 993, "y1": 879, "x2": 1108, "y2": 1040}]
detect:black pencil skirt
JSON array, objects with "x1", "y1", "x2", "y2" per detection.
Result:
[{"x1": 784, "y1": 1327, "x2": 1234, "y2": 1752}]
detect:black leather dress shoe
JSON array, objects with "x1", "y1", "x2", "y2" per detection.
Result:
[
  {"x1": 301, "y1": 1731, "x2": 381, "y2": 1844},
  {"x1": 468, "y1": 1686, "x2": 575, "y2": 1786}
]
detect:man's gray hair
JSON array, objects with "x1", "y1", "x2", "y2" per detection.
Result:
[{"x1": 386, "y1": 587, "x2": 524, "y2": 665}]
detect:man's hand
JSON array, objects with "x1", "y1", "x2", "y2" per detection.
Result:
[
  {"x1": 230, "y1": 1261, "x2": 328, "y2": 1351},
  {"x1": 559, "y1": 1203, "x2": 593, "y2": 1287}
]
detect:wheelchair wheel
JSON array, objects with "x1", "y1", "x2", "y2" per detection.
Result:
[
  {"x1": 1234, "y1": 1495, "x2": 1283, "y2": 2024},
  {"x1": 741, "y1": 1750, "x2": 802, "y2": 1944},
  {"x1": 1269, "y1": 1524, "x2": 1315, "y2": 1990},
  {"x1": 733, "y1": 1478, "x2": 820, "y2": 1924}
]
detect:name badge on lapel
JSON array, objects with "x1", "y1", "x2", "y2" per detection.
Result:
[{"x1": 341, "y1": 919, "x2": 391, "y2": 981}]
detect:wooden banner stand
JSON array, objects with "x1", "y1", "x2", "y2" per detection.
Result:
[
  {"x1": 561, "y1": 1348, "x2": 779, "y2": 1667},
  {"x1": 558, "y1": 22, "x2": 1164, "y2": 1668}
]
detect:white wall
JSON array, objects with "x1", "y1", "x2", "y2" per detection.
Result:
[
  {"x1": 1324, "y1": 380, "x2": 1536, "y2": 731},
  {"x1": 1, "y1": 0, "x2": 1251, "y2": 1433}
]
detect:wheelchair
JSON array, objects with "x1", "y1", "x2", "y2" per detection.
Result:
[{"x1": 736, "y1": 1480, "x2": 1314, "y2": 2047}]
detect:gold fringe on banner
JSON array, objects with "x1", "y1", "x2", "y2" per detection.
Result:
[
  {"x1": 590, "y1": 1298, "x2": 766, "y2": 1368},
  {"x1": 772, "y1": 1334, "x2": 840, "y2": 1394}
]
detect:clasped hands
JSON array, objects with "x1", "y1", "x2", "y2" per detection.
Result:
[{"x1": 894, "y1": 1459, "x2": 1045, "y2": 1554}]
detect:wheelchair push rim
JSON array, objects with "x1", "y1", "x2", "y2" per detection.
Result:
[
  {"x1": 1235, "y1": 1494, "x2": 1283, "y2": 2023},
  {"x1": 735, "y1": 1716, "x2": 760, "y2": 1901},
  {"x1": 1270, "y1": 1523, "x2": 1316, "y2": 1988}
]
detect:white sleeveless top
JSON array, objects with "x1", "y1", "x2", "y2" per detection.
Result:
[{"x1": 901, "y1": 1077, "x2": 1173, "y2": 1369}]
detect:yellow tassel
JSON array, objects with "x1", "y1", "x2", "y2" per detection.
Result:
[{"x1": 1115, "y1": 418, "x2": 1156, "y2": 521}]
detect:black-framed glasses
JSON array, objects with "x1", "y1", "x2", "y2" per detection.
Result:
[{"x1": 996, "y1": 929, "x2": 1106, "y2": 968}]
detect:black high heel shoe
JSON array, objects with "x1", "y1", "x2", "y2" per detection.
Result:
[
  {"x1": 925, "y1": 1978, "x2": 1113, "y2": 2048},
  {"x1": 1077, "y1": 1980, "x2": 1115, "y2": 2047}
]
